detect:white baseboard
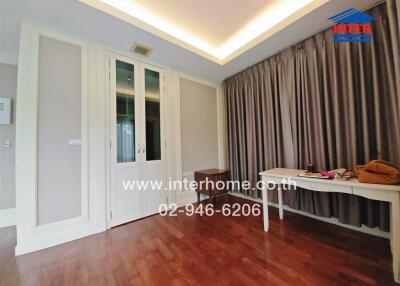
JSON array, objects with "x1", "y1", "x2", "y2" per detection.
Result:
[
  {"x1": 15, "y1": 217, "x2": 106, "y2": 256},
  {"x1": 229, "y1": 192, "x2": 390, "y2": 239},
  {"x1": 0, "y1": 208, "x2": 16, "y2": 228},
  {"x1": 176, "y1": 195, "x2": 197, "y2": 208}
]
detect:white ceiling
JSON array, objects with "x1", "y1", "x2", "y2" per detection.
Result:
[
  {"x1": 80, "y1": 0, "x2": 329, "y2": 64},
  {"x1": 0, "y1": 0, "x2": 381, "y2": 83},
  {"x1": 124, "y1": 0, "x2": 280, "y2": 47}
]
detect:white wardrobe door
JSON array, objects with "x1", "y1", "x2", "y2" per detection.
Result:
[
  {"x1": 110, "y1": 56, "x2": 143, "y2": 226},
  {"x1": 110, "y1": 58, "x2": 167, "y2": 225},
  {"x1": 140, "y1": 65, "x2": 166, "y2": 217}
]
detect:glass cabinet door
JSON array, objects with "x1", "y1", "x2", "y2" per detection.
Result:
[
  {"x1": 116, "y1": 60, "x2": 136, "y2": 163},
  {"x1": 143, "y1": 68, "x2": 161, "y2": 161}
]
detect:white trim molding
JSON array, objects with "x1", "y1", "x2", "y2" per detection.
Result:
[
  {"x1": 15, "y1": 21, "x2": 106, "y2": 255},
  {"x1": 216, "y1": 84, "x2": 226, "y2": 170},
  {"x1": 15, "y1": 218, "x2": 100, "y2": 255},
  {"x1": 0, "y1": 52, "x2": 18, "y2": 66},
  {"x1": 0, "y1": 208, "x2": 16, "y2": 228}
]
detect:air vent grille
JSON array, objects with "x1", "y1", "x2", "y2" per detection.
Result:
[{"x1": 130, "y1": 43, "x2": 152, "y2": 57}]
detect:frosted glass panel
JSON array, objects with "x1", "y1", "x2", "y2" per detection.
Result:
[
  {"x1": 144, "y1": 69, "x2": 161, "y2": 161},
  {"x1": 116, "y1": 60, "x2": 136, "y2": 163}
]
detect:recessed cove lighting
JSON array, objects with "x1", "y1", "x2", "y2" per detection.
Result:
[{"x1": 80, "y1": 0, "x2": 329, "y2": 64}]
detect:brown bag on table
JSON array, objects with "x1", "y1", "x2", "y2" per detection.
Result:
[{"x1": 355, "y1": 160, "x2": 400, "y2": 185}]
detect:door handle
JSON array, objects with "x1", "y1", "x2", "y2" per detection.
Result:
[{"x1": 138, "y1": 146, "x2": 141, "y2": 153}]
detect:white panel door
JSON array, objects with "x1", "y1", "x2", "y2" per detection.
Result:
[
  {"x1": 140, "y1": 64, "x2": 167, "y2": 217},
  {"x1": 110, "y1": 55, "x2": 142, "y2": 226}
]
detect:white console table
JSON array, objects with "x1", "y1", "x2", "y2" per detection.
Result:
[{"x1": 260, "y1": 168, "x2": 400, "y2": 283}]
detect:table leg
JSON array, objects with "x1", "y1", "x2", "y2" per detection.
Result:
[
  {"x1": 278, "y1": 185, "x2": 283, "y2": 220},
  {"x1": 391, "y1": 192, "x2": 400, "y2": 283},
  {"x1": 262, "y1": 180, "x2": 269, "y2": 232},
  {"x1": 390, "y1": 203, "x2": 393, "y2": 253}
]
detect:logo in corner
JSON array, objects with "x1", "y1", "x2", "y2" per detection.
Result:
[{"x1": 328, "y1": 8, "x2": 374, "y2": 43}]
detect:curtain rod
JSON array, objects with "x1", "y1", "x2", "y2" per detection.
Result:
[{"x1": 226, "y1": 0, "x2": 385, "y2": 80}]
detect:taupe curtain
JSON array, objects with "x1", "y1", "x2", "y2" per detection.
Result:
[{"x1": 225, "y1": 1, "x2": 400, "y2": 231}]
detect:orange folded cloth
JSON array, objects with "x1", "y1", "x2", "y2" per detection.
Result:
[{"x1": 355, "y1": 160, "x2": 400, "y2": 185}]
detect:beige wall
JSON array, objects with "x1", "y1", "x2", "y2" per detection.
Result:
[
  {"x1": 0, "y1": 63, "x2": 17, "y2": 210},
  {"x1": 37, "y1": 36, "x2": 82, "y2": 225},
  {"x1": 180, "y1": 78, "x2": 218, "y2": 173}
]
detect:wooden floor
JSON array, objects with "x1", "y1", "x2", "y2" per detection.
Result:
[{"x1": 0, "y1": 196, "x2": 397, "y2": 286}]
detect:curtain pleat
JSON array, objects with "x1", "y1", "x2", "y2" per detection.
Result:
[{"x1": 224, "y1": 1, "x2": 400, "y2": 231}]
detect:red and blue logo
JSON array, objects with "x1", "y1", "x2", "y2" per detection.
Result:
[{"x1": 329, "y1": 8, "x2": 374, "y2": 43}]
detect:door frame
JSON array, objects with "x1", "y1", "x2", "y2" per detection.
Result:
[{"x1": 106, "y1": 52, "x2": 168, "y2": 228}]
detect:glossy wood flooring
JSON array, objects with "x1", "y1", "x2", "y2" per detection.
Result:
[{"x1": 0, "y1": 196, "x2": 397, "y2": 286}]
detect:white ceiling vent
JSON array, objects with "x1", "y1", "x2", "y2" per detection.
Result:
[{"x1": 130, "y1": 43, "x2": 152, "y2": 57}]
